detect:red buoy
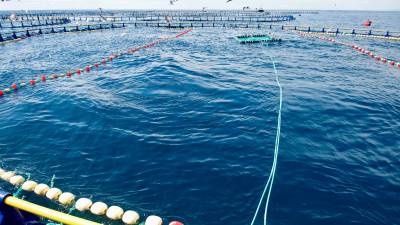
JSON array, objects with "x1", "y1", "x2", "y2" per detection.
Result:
[
  {"x1": 0, "y1": 90, "x2": 4, "y2": 97},
  {"x1": 11, "y1": 84, "x2": 17, "y2": 90},
  {"x1": 101, "y1": 59, "x2": 107, "y2": 64},
  {"x1": 169, "y1": 221, "x2": 184, "y2": 225},
  {"x1": 67, "y1": 72, "x2": 72, "y2": 77},
  {"x1": 41, "y1": 75, "x2": 46, "y2": 82},
  {"x1": 362, "y1": 20, "x2": 372, "y2": 27},
  {"x1": 85, "y1": 66, "x2": 91, "y2": 72},
  {"x1": 30, "y1": 80, "x2": 35, "y2": 85},
  {"x1": 382, "y1": 58, "x2": 387, "y2": 63},
  {"x1": 109, "y1": 56, "x2": 114, "y2": 61},
  {"x1": 94, "y1": 63, "x2": 99, "y2": 68},
  {"x1": 389, "y1": 61, "x2": 395, "y2": 66}
]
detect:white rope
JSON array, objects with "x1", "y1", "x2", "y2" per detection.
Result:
[{"x1": 250, "y1": 54, "x2": 282, "y2": 225}]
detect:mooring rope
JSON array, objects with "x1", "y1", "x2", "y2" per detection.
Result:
[{"x1": 250, "y1": 53, "x2": 282, "y2": 225}]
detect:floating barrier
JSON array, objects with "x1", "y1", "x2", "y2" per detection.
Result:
[
  {"x1": 235, "y1": 34, "x2": 281, "y2": 44},
  {"x1": 298, "y1": 30, "x2": 400, "y2": 41},
  {"x1": 0, "y1": 23, "x2": 126, "y2": 44},
  {"x1": 0, "y1": 18, "x2": 70, "y2": 29},
  {"x1": 0, "y1": 26, "x2": 191, "y2": 103},
  {"x1": 298, "y1": 31, "x2": 400, "y2": 70},
  {"x1": 68, "y1": 15, "x2": 295, "y2": 23}
]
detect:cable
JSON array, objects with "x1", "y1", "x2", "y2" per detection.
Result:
[{"x1": 249, "y1": 52, "x2": 282, "y2": 225}]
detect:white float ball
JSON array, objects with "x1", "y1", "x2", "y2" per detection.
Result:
[
  {"x1": 46, "y1": 188, "x2": 62, "y2": 201},
  {"x1": 34, "y1": 184, "x2": 50, "y2": 196},
  {"x1": 9, "y1": 175, "x2": 25, "y2": 186},
  {"x1": 122, "y1": 210, "x2": 140, "y2": 225},
  {"x1": 1, "y1": 171, "x2": 15, "y2": 181},
  {"x1": 90, "y1": 202, "x2": 108, "y2": 215},
  {"x1": 145, "y1": 215, "x2": 163, "y2": 225},
  {"x1": 22, "y1": 180, "x2": 38, "y2": 191},
  {"x1": 106, "y1": 205, "x2": 124, "y2": 220},
  {"x1": 75, "y1": 198, "x2": 93, "y2": 212},
  {"x1": 58, "y1": 192, "x2": 75, "y2": 205}
]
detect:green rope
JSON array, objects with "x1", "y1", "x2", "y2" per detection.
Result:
[
  {"x1": 50, "y1": 174, "x2": 56, "y2": 188},
  {"x1": 249, "y1": 50, "x2": 283, "y2": 225}
]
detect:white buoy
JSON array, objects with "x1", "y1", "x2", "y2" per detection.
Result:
[
  {"x1": 34, "y1": 183, "x2": 50, "y2": 196},
  {"x1": 106, "y1": 205, "x2": 124, "y2": 220},
  {"x1": 75, "y1": 198, "x2": 93, "y2": 211},
  {"x1": 58, "y1": 192, "x2": 75, "y2": 205},
  {"x1": 46, "y1": 188, "x2": 62, "y2": 201},
  {"x1": 145, "y1": 215, "x2": 163, "y2": 225},
  {"x1": 22, "y1": 180, "x2": 38, "y2": 191},
  {"x1": 90, "y1": 202, "x2": 108, "y2": 215},
  {"x1": 1, "y1": 171, "x2": 15, "y2": 181},
  {"x1": 9, "y1": 175, "x2": 25, "y2": 186},
  {"x1": 122, "y1": 210, "x2": 140, "y2": 225}
]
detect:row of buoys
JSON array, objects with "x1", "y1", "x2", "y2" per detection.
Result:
[
  {"x1": 298, "y1": 31, "x2": 400, "y2": 70},
  {"x1": 0, "y1": 28, "x2": 193, "y2": 99},
  {"x1": 303, "y1": 30, "x2": 400, "y2": 42},
  {"x1": 0, "y1": 167, "x2": 184, "y2": 225}
]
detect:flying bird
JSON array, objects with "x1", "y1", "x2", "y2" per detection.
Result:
[{"x1": 227, "y1": 0, "x2": 233, "y2": 2}]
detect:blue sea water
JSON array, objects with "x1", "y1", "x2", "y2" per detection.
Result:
[{"x1": 0, "y1": 11, "x2": 400, "y2": 225}]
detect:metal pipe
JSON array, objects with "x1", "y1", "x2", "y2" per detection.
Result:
[{"x1": 3, "y1": 195, "x2": 102, "y2": 225}]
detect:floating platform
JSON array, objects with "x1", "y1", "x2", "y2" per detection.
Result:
[{"x1": 235, "y1": 34, "x2": 282, "y2": 44}]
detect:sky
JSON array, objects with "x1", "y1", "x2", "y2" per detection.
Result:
[{"x1": 0, "y1": 0, "x2": 399, "y2": 11}]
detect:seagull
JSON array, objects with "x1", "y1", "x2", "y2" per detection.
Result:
[
  {"x1": 170, "y1": 0, "x2": 178, "y2": 5},
  {"x1": 227, "y1": 0, "x2": 233, "y2": 2}
]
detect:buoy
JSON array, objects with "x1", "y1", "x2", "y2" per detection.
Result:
[
  {"x1": 46, "y1": 187, "x2": 62, "y2": 200},
  {"x1": 101, "y1": 59, "x2": 107, "y2": 64},
  {"x1": 0, "y1": 90, "x2": 4, "y2": 97},
  {"x1": 382, "y1": 58, "x2": 387, "y2": 63},
  {"x1": 90, "y1": 202, "x2": 108, "y2": 215},
  {"x1": 41, "y1": 75, "x2": 46, "y2": 82},
  {"x1": 76, "y1": 69, "x2": 81, "y2": 74},
  {"x1": 9, "y1": 175, "x2": 25, "y2": 186},
  {"x1": 51, "y1": 74, "x2": 58, "y2": 79},
  {"x1": 34, "y1": 183, "x2": 50, "y2": 196},
  {"x1": 75, "y1": 198, "x2": 93, "y2": 211},
  {"x1": 363, "y1": 20, "x2": 372, "y2": 27},
  {"x1": 122, "y1": 210, "x2": 140, "y2": 225},
  {"x1": 1, "y1": 171, "x2": 16, "y2": 181},
  {"x1": 85, "y1": 66, "x2": 91, "y2": 72},
  {"x1": 169, "y1": 221, "x2": 184, "y2": 225},
  {"x1": 30, "y1": 80, "x2": 35, "y2": 85},
  {"x1": 106, "y1": 206, "x2": 124, "y2": 220},
  {"x1": 145, "y1": 215, "x2": 163, "y2": 225},
  {"x1": 94, "y1": 63, "x2": 99, "y2": 68},
  {"x1": 11, "y1": 84, "x2": 17, "y2": 90},
  {"x1": 389, "y1": 61, "x2": 395, "y2": 66},
  {"x1": 109, "y1": 56, "x2": 114, "y2": 61},
  {"x1": 66, "y1": 72, "x2": 72, "y2": 77},
  {"x1": 21, "y1": 180, "x2": 38, "y2": 191},
  {"x1": 59, "y1": 192, "x2": 75, "y2": 205}
]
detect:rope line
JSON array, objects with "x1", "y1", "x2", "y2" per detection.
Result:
[
  {"x1": 297, "y1": 31, "x2": 400, "y2": 70},
  {"x1": 0, "y1": 28, "x2": 193, "y2": 98},
  {"x1": 250, "y1": 53, "x2": 282, "y2": 225}
]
